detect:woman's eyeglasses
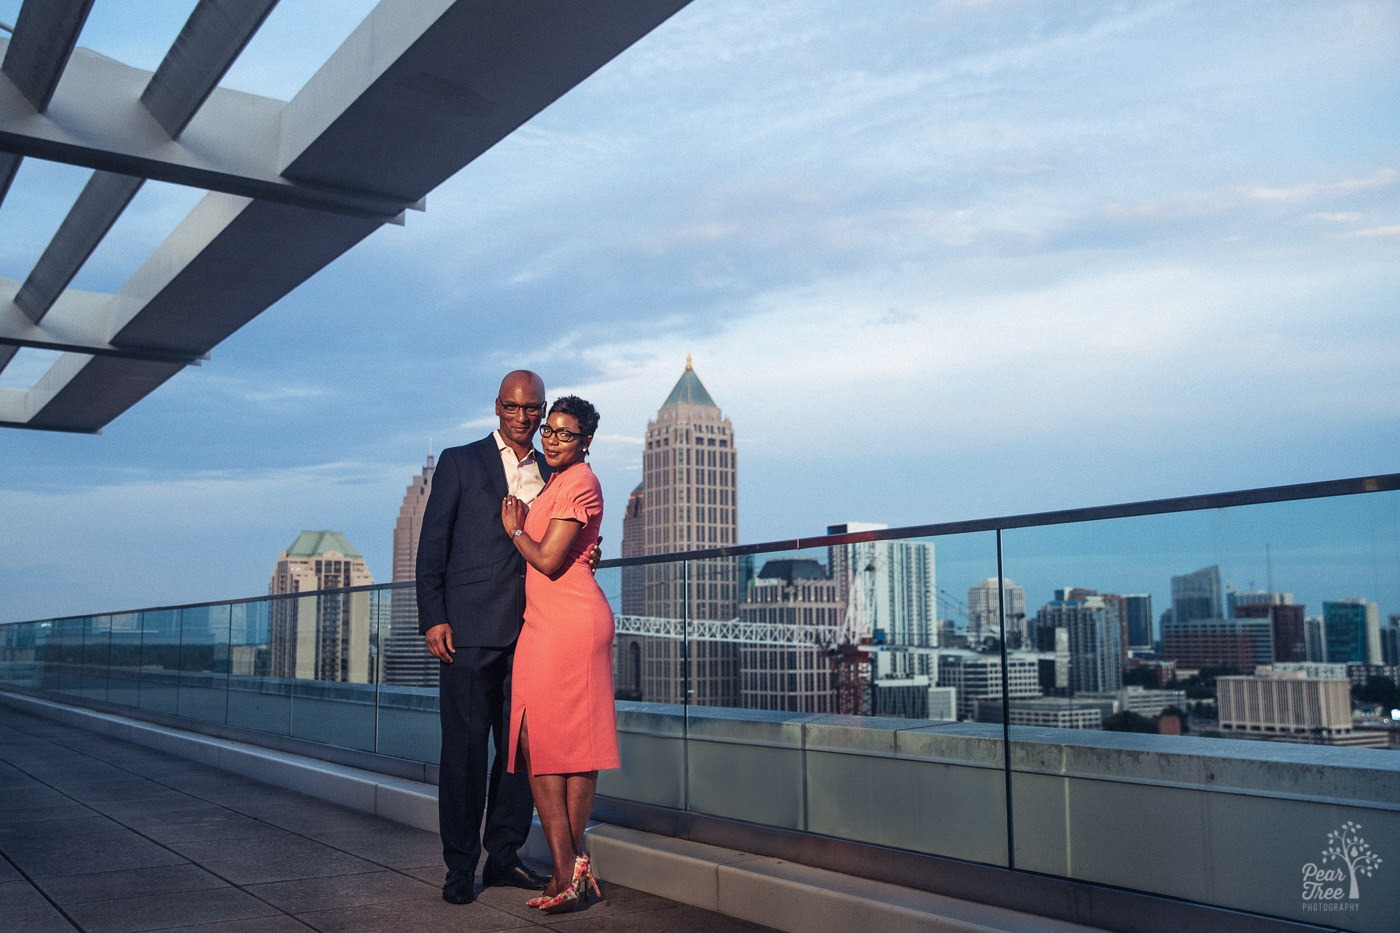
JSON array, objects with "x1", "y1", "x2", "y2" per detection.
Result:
[{"x1": 539, "y1": 425, "x2": 582, "y2": 443}]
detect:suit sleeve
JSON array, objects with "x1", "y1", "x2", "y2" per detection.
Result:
[{"x1": 416, "y1": 448, "x2": 460, "y2": 633}]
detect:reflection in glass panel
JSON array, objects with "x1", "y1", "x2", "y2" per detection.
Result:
[
  {"x1": 177, "y1": 604, "x2": 230, "y2": 725},
  {"x1": 227, "y1": 599, "x2": 291, "y2": 736},
  {"x1": 79, "y1": 615, "x2": 113, "y2": 703},
  {"x1": 998, "y1": 491, "x2": 1400, "y2": 924},
  {"x1": 665, "y1": 537, "x2": 1013, "y2": 868},
  {"x1": 266, "y1": 589, "x2": 375, "y2": 684},
  {"x1": 381, "y1": 582, "x2": 436, "y2": 688},
  {"x1": 106, "y1": 613, "x2": 141, "y2": 707},
  {"x1": 50, "y1": 616, "x2": 86, "y2": 697},
  {"x1": 136, "y1": 609, "x2": 181, "y2": 713},
  {"x1": 0, "y1": 621, "x2": 42, "y2": 689},
  {"x1": 1002, "y1": 510, "x2": 1224, "y2": 738},
  {"x1": 612, "y1": 560, "x2": 696, "y2": 705},
  {"x1": 374, "y1": 581, "x2": 437, "y2": 763},
  {"x1": 281, "y1": 586, "x2": 379, "y2": 752}
]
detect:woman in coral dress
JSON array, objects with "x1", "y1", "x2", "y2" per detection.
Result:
[{"x1": 500, "y1": 395, "x2": 617, "y2": 914}]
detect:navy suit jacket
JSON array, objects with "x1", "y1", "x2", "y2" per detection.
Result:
[{"x1": 416, "y1": 435, "x2": 553, "y2": 648}]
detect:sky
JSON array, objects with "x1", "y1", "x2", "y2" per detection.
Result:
[{"x1": 1, "y1": 0, "x2": 1398, "y2": 626}]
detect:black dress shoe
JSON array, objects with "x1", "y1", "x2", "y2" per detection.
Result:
[
  {"x1": 482, "y1": 860, "x2": 548, "y2": 890},
  {"x1": 442, "y1": 869, "x2": 476, "y2": 904}
]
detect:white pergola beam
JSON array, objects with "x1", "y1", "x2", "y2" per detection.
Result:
[
  {"x1": 107, "y1": 193, "x2": 384, "y2": 355},
  {"x1": 0, "y1": 43, "x2": 412, "y2": 219},
  {"x1": 14, "y1": 171, "x2": 142, "y2": 323},
  {"x1": 141, "y1": 0, "x2": 282, "y2": 139},
  {"x1": 4, "y1": 0, "x2": 696, "y2": 432},
  {"x1": 1, "y1": 277, "x2": 204, "y2": 364},
  {"x1": 282, "y1": 0, "x2": 694, "y2": 201},
  {"x1": 0, "y1": 149, "x2": 18, "y2": 203},
  {"x1": 1, "y1": 0, "x2": 93, "y2": 112},
  {"x1": 17, "y1": 352, "x2": 183, "y2": 434}
]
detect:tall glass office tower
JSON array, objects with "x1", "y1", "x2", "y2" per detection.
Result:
[{"x1": 618, "y1": 357, "x2": 740, "y2": 705}]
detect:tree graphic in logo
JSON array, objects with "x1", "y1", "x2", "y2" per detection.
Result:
[{"x1": 1321, "y1": 821, "x2": 1383, "y2": 899}]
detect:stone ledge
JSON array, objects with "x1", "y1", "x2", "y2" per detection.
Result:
[{"x1": 585, "y1": 823, "x2": 1104, "y2": 933}]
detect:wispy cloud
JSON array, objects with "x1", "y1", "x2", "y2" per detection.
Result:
[
  {"x1": 1242, "y1": 169, "x2": 1397, "y2": 205},
  {"x1": 1339, "y1": 225, "x2": 1400, "y2": 239},
  {"x1": 241, "y1": 385, "x2": 336, "y2": 404}
]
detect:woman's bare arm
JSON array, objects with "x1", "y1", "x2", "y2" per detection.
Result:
[{"x1": 502, "y1": 495, "x2": 583, "y2": 577}]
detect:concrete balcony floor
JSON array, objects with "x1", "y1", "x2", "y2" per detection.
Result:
[
  {"x1": 0, "y1": 705, "x2": 776, "y2": 933},
  {"x1": 9, "y1": 693, "x2": 1338, "y2": 933},
  {"x1": 0, "y1": 697, "x2": 1145, "y2": 933}
]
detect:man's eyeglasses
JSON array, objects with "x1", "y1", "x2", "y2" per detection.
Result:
[
  {"x1": 498, "y1": 399, "x2": 545, "y2": 416},
  {"x1": 539, "y1": 425, "x2": 582, "y2": 443}
]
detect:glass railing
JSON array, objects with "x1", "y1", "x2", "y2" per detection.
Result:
[{"x1": 2, "y1": 472, "x2": 1398, "y2": 931}]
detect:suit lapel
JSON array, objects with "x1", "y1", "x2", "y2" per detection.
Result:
[{"x1": 480, "y1": 435, "x2": 509, "y2": 499}]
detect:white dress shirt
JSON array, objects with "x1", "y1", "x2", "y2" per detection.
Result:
[{"x1": 494, "y1": 430, "x2": 546, "y2": 504}]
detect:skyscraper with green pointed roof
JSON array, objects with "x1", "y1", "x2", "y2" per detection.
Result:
[
  {"x1": 268, "y1": 530, "x2": 374, "y2": 683},
  {"x1": 617, "y1": 356, "x2": 740, "y2": 706}
]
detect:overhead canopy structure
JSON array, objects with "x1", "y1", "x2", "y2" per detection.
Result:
[{"x1": 0, "y1": 0, "x2": 692, "y2": 432}]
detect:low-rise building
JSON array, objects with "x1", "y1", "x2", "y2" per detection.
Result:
[{"x1": 1217, "y1": 665, "x2": 1355, "y2": 743}]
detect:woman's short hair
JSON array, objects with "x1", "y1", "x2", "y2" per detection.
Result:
[{"x1": 550, "y1": 395, "x2": 599, "y2": 436}]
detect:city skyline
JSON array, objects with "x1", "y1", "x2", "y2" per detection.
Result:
[{"x1": 3, "y1": 1, "x2": 1398, "y2": 623}]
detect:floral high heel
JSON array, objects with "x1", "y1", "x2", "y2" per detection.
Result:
[
  {"x1": 534, "y1": 855, "x2": 600, "y2": 913},
  {"x1": 538, "y1": 886, "x2": 580, "y2": 914},
  {"x1": 573, "y1": 853, "x2": 601, "y2": 900}
]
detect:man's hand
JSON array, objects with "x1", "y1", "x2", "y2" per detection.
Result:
[
  {"x1": 588, "y1": 535, "x2": 603, "y2": 575},
  {"x1": 425, "y1": 623, "x2": 455, "y2": 663}
]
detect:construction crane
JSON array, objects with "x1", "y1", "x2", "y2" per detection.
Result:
[{"x1": 827, "y1": 552, "x2": 876, "y2": 716}]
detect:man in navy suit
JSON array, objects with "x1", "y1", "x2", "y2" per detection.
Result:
[{"x1": 417, "y1": 369, "x2": 553, "y2": 904}]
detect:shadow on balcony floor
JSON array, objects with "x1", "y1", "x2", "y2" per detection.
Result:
[{"x1": 0, "y1": 705, "x2": 775, "y2": 933}]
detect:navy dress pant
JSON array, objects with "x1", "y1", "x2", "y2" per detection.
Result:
[{"x1": 437, "y1": 643, "x2": 533, "y2": 875}]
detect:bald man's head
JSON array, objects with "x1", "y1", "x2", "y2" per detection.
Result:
[{"x1": 494, "y1": 370, "x2": 547, "y2": 456}]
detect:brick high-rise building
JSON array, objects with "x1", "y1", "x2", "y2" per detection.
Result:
[
  {"x1": 738, "y1": 559, "x2": 843, "y2": 713},
  {"x1": 1233, "y1": 600, "x2": 1307, "y2": 664},
  {"x1": 1161, "y1": 617, "x2": 1273, "y2": 673},
  {"x1": 384, "y1": 453, "x2": 438, "y2": 687}
]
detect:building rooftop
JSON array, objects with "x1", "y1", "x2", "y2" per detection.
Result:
[
  {"x1": 284, "y1": 530, "x2": 363, "y2": 560},
  {"x1": 756, "y1": 558, "x2": 828, "y2": 582},
  {"x1": 661, "y1": 355, "x2": 718, "y2": 409}
]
